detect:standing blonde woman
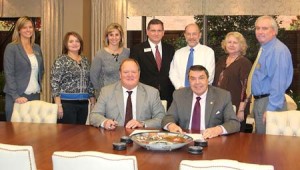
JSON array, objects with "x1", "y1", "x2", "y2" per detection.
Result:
[
  {"x1": 213, "y1": 32, "x2": 252, "y2": 132},
  {"x1": 90, "y1": 23, "x2": 129, "y2": 96},
  {"x1": 3, "y1": 16, "x2": 44, "y2": 121}
]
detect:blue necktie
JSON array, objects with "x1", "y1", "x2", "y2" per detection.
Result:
[{"x1": 185, "y1": 48, "x2": 194, "y2": 87}]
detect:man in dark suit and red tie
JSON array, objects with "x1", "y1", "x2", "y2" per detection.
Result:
[
  {"x1": 162, "y1": 65, "x2": 240, "y2": 139},
  {"x1": 130, "y1": 19, "x2": 175, "y2": 109}
]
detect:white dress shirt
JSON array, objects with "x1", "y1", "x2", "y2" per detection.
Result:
[
  {"x1": 148, "y1": 40, "x2": 162, "y2": 59},
  {"x1": 24, "y1": 53, "x2": 40, "y2": 95},
  {"x1": 189, "y1": 90, "x2": 227, "y2": 134},
  {"x1": 169, "y1": 43, "x2": 215, "y2": 89}
]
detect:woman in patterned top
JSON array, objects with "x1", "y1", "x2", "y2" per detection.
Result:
[
  {"x1": 212, "y1": 32, "x2": 252, "y2": 132},
  {"x1": 90, "y1": 23, "x2": 129, "y2": 96},
  {"x1": 51, "y1": 32, "x2": 95, "y2": 124}
]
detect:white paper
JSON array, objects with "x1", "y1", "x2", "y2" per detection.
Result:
[{"x1": 185, "y1": 133, "x2": 204, "y2": 141}]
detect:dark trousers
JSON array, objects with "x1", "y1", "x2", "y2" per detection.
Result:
[
  {"x1": 5, "y1": 93, "x2": 40, "y2": 122},
  {"x1": 58, "y1": 100, "x2": 88, "y2": 125}
]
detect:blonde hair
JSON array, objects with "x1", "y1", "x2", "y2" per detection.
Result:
[
  {"x1": 12, "y1": 16, "x2": 35, "y2": 46},
  {"x1": 103, "y1": 23, "x2": 124, "y2": 47},
  {"x1": 221, "y1": 32, "x2": 248, "y2": 56}
]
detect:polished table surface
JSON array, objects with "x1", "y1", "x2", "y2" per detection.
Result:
[{"x1": 0, "y1": 122, "x2": 299, "y2": 170}]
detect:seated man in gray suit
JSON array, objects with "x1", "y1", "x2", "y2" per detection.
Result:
[
  {"x1": 162, "y1": 65, "x2": 240, "y2": 139},
  {"x1": 90, "y1": 58, "x2": 165, "y2": 130}
]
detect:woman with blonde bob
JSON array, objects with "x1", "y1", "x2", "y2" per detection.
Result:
[
  {"x1": 90, "y1": 23, "x2": 129, "y2": 95},
  {"x1": 3, "y1": 16, "x2": 44, "y2": 121},
  {"x1": 213, "y1": 32, "x2": 252, "y2": 132}
]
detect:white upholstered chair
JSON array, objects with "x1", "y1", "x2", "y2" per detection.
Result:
[
  {"x1": 52, "y1": 151, "x2": 138, "y2": 170},
  {"x1": 11, "y1": 100, "x2": 58, "y2": 123},
  {"x1": 180, "y1": 159, "x2": 274, "y2": 170},
  {"x1": 285, "y1": 94, "x2": 297, "y2": 110},
  {"x1": 266, "y1": 110, "x2": 300, "y2": 136},
  {"x1": 0, "y1": 143, "x2": 37, "y2": 170}
]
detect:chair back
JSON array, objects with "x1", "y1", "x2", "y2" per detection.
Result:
[
  {"x1": 180, "y1": 159, "x2": 274, "y2": 170},
  {"x1": 0, "y1": 143, "x2": 37, "y2": 170},
  {"x1": 266, "y1": 110, "x2": 300, "y2": 136},
  {"x1": 11, "y1": 100, "x2": 58, "y2": 123},
  {"x1": 52, "y1": 151, "x2": 138, "y2": 170}
]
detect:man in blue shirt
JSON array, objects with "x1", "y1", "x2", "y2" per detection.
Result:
[{"x1": 251, "y1": 16, "x2": 293, "y2": 134}]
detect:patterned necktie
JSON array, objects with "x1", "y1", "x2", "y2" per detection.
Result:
[
  {"x1": 246, "y1": 47, "x2": 262, "y2": 97},
  {"x1": 185, "y1": 48, "x2": 194, "y2": 87},
  {"x1": 124, "y1": 91, "x2": 133, "y2": 126},
  {"x1": 155, "y1": 45, "x2": 162, "y2": 71},
  {"x1": 191, "y1": 97, "x2": 201, "y2": 131}
]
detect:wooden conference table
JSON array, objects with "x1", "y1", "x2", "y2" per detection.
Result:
[{"x1": 0, "y1": 122, "x2": 299, "y2": 170}]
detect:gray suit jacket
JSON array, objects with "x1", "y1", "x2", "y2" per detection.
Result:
[
  {"x1": 90, "y1": 82, "x2": 166, "y2": 128},
  {"x1": 162, "y1": 86, "x2": 240, "y2": 134},
  {"x1": 3, "y1": 43, "x2": 44, "y2": 100}
]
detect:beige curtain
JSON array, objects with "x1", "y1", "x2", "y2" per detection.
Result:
[
  {"x1": 40, "y1": 0, "x2": 63, "y2": 102},
  {"x1": 91, "y1": 0, "x2": 127, "y2": 58}
]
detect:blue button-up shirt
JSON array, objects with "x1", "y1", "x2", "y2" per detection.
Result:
[{"x1": 252, "y1": 37, "x2": 293, "y2": 111}]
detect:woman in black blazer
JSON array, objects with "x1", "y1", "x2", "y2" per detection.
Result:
[{"x1": 3, "y1": 16, "x2": 44, "y2": 121}]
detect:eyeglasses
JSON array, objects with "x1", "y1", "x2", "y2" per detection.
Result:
[{"x1": 112, "y1": 53, "x2": 119, "y2": 62}]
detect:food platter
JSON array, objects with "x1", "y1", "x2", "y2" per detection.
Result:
[{"x1": 130, "y1": 132, "x2": 193, "y2": 151}]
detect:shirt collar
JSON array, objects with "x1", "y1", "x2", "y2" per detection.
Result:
[
  {"x1": 148, "y1": 39, "x2": 161, "y2": 49},
  {"x1": 192, "y1": 88, "x2": 208, "y2": 100},
  {"x1": 261, "y1": 37, "x2": 277, "y2": 50}
]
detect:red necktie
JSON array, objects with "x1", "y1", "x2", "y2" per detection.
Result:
[
  {"x1": 191, "y1": 97, "x2": 201, "y2": 131},
  {"x1": 124, "y1": 91, "x2": 133, "y2": 126},
  {"x1": 155, "y1": 45, "x2": 162, "y2": 71}
]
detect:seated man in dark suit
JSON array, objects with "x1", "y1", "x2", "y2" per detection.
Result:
[
  {"x1": 162, "y1": 65, "x2": 240, "y2": 139},
  {"x1": 90, "y1": 58, "x2": 165, "y2": 130}
]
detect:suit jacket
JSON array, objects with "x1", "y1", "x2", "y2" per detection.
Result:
[
  {"x1": 162, "y1": 86, "x2": 240, "y2": 134},
  {"x1": 90, "y1": 82, "x2": 166, "y2": 128},
  {"x1": 130, "y1": 41, "x2": 175, "y2": 108},
  {"x1": 3, "y1": 43, "x2": 44, "y2": 100}
]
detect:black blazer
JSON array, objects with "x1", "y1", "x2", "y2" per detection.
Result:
[
  {"x1": 130, "y1": 41, "x2": 175, "y2": 107},
  {"x1": 130, "y1": 41, "x2": 175, "y2": 108}
]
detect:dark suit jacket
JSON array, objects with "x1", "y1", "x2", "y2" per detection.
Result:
[
  {"x1": 90, "y1": 82, "x2": 166, "y2": 128},
  {"x1": 3, "y1": 43, "x2": 44, "y2": 100},
  {"x1": 162, "y1": 86, "x2": 240, "y2": 134},
  {"x1": 130, "y1": 41, "x2": 175, "y2": 108}
]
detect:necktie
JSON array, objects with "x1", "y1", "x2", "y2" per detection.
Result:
[
  {"x1": 155, "y1": 45, "x2": 162, "y2": 71},
  {"x1": 124, "y1": 91, "x2": 133, "y2": 126},
  {"x1": 191, "y1": 97, "x2": 201, "y2": 131},
  {"x1": 185, "y1": 48, "x2": 194, "y2": 87},
  {"x1": 246, "y1": 47, "x2": 262, "y2": 97}
]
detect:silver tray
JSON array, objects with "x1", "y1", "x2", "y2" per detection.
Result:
[{"x1": 130, "y1": 132, "x2": 193, "y2": 151}]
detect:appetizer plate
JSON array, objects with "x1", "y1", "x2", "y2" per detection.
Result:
[{"x1": 130, "y1": 132, "x2": 193, "y2": 151}]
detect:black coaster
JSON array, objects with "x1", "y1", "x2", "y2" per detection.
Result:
[
  {"x1": 188, "y1": 146, "x2": 203, "y2": 155},
  {"x1": 194, "y1": 139, "x2": 208, "y2": 147},
  {"x1": 113, "y1": 142, "x2": 127, "y2": 150},
  {"x1": 120, "y1": 136, "x2": 133, "y2": 144}
]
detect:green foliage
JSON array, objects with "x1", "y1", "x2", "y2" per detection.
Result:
[
  {"x1": 289, "y1": 16, "x2": 300, "y2": 30},
  {"x1": 163, "y1": 36, "x2": 187, "y2": 50}
]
